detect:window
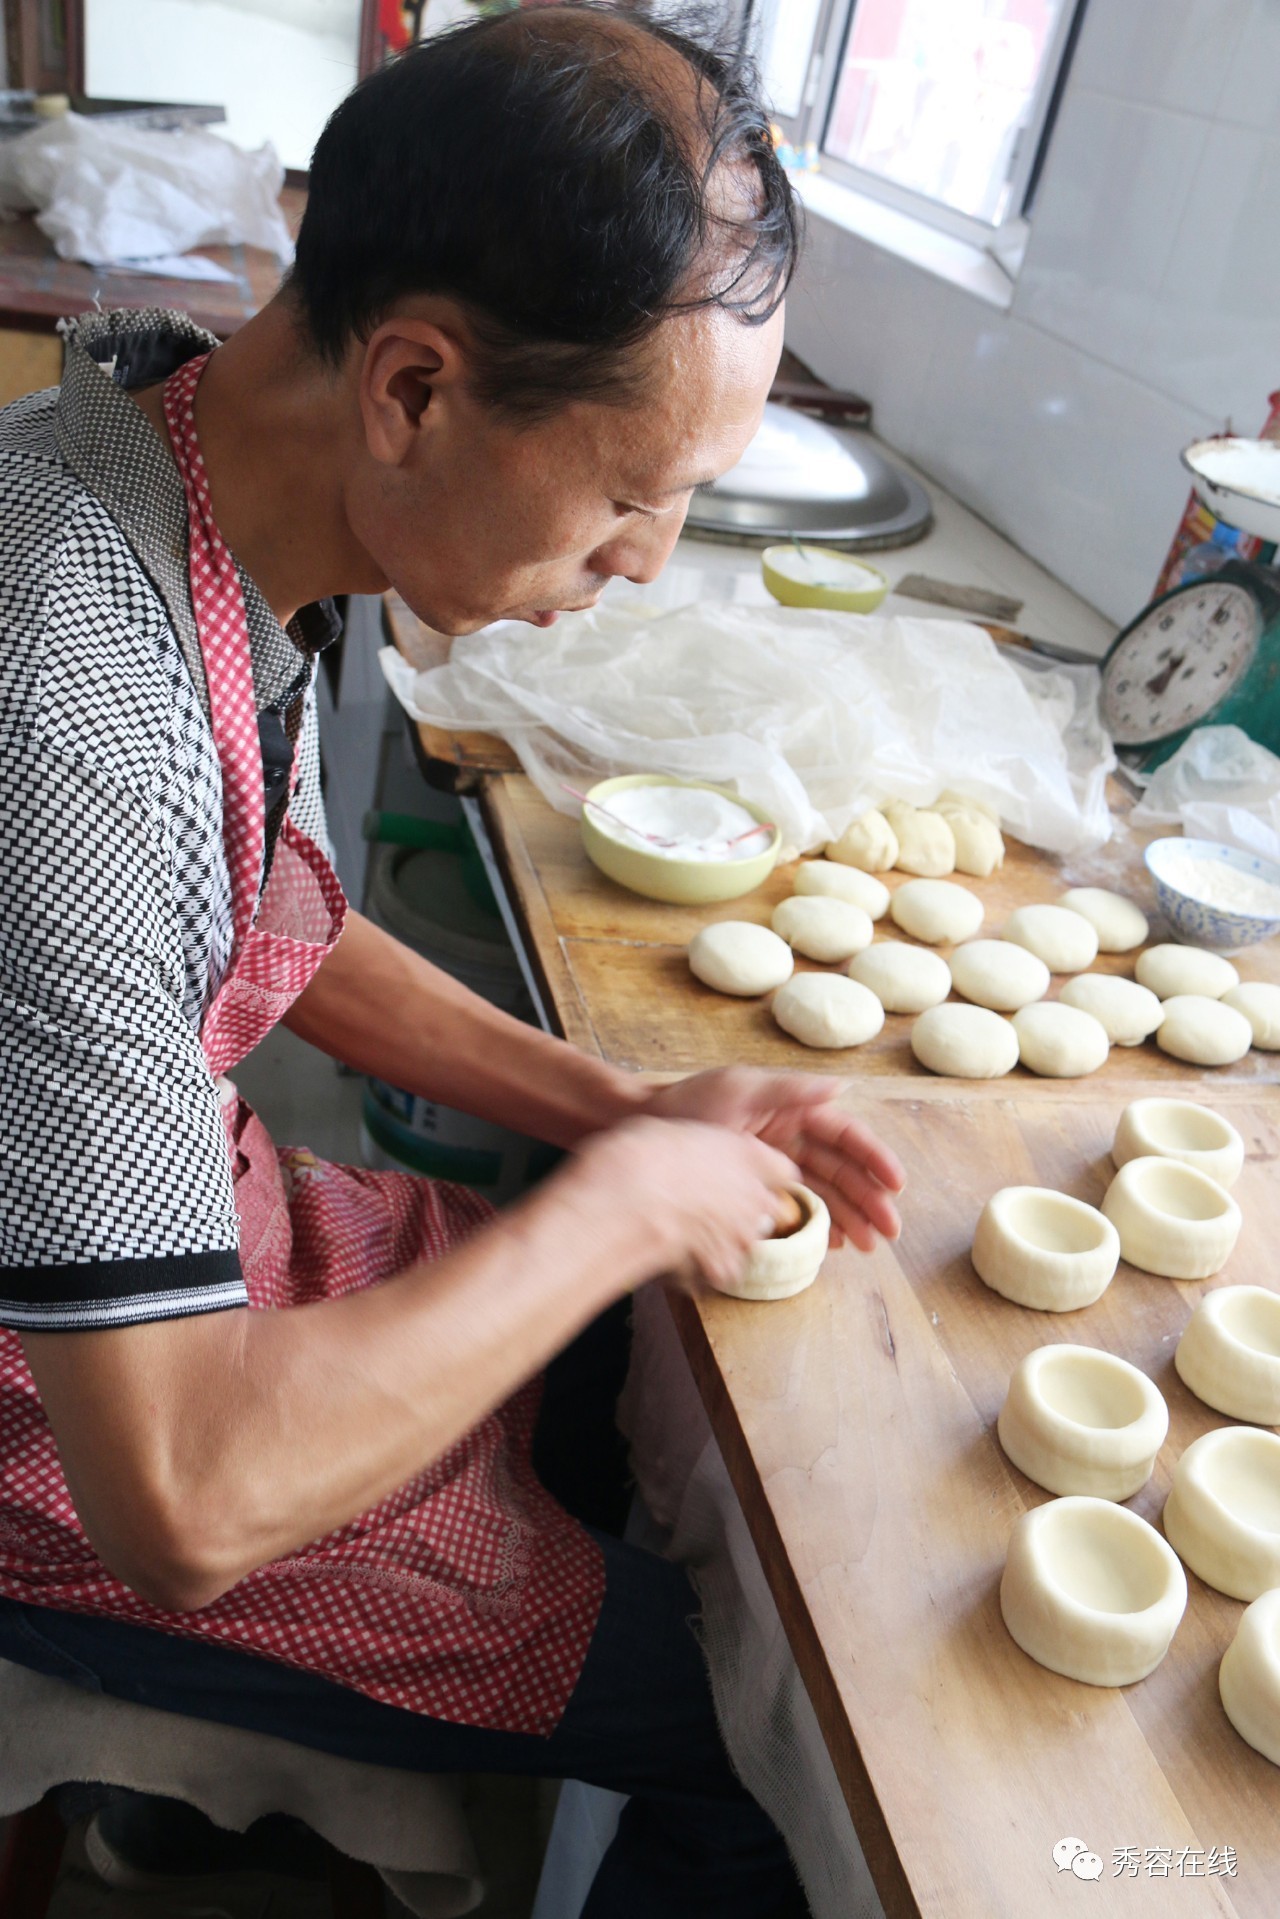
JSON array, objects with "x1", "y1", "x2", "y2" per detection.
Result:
[{"x1": 754, "y1": 0, "x2": 1084, "y2": 252}]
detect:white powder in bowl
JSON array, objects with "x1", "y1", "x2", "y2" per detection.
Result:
[
  {"x1": 1159, "y1": 851, "x2": 1280, "y2": 918},
  {"x1": 590, "y1": 785, "x2": 772, "y2": 862}
]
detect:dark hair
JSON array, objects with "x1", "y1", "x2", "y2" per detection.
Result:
[{"x1": 290, "y1": 1, "x2": 799, "y2": 418}]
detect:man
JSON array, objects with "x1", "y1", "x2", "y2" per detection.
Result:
[{"x1": 0, "y1": 6, "x2": 904, "y2": 1912}]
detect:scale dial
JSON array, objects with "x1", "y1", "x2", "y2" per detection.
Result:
[{"x1": 1101, "y1": 579, "x2": 1261, "y2": 746}]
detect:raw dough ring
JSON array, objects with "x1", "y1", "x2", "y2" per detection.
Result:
[
  {"x1": 1100, "y1": 1157, "x2": 1242, "y2": 1280},
  {"x1": 1220, "y1": 1589, "x2": 1280, "y2": 1766},
  {"x1": 1162, "y1": 1427, "x2": 1280, "y2": 1601},
  {"x1": 1000, "y1": 1496, "x2": 1186, "y2": 1686},
  {"x1": 1174, "y1": 1286, "x2": 1280, "y2": 1425},
  {"x1": 997, "y1": 1345, "x2": 1168, "y2": 1500},
  {"x1": 1112, "y1": 1097, "x2": 1244, "y2": 1189},
  {"x1": 713, "y1": 1184, "x2": 831, "y2": 1302},
  {"x1": 972, "y1": 1187, "x2": 1119, "y2": 1311}
]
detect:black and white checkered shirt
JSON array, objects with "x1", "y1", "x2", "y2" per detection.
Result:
[{"x1": 0, "y1": 308, "x2": 338, "y2": 1333}]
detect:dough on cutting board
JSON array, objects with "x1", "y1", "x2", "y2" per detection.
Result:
[
  {"x1": 1101, "y1": 1155, "x2": 1242, "y2": 1279},
  {"x1": 972, "y1": 1187, "x2": 1119, "y2": 1310},
  {"x1": 827, "y1": 809, "x2": 897, "y2": 873},
  {"x1": 935, "y1": 796, "x2": 1004, "y2": 878},
  {"x1": 1058, "y1": 887, "x2": 1148, "y2": 952},
  {"x1": 1162, "y1": 1427, "x2": 1280, "y2": 1602},
  {"x1": 1012, "y1": 1002, "x2": 1110, "y2": 1078},
  {"x1": 997, "y1": 1344, "x2": 1168, "y2": 1500},
  {"x1": 772, "y1": 973, "x2": 884, "y2": 1050},
  {"x1": 771, "y1": 895, "x2": 874, "y2": 962},
  {"x1": 712, "y1": 1183, "x2": 831, "y2": 1302},
  {"x1": 848, "y1": 941, "x2": 951, "y2": 1013},
  {"x1": 1059, "y1": 974, "x2": 1164, "y2": 1046},
  {"x1": 689, "y1": 922, "x2": 794, "y2": 997},
  {"x1": 793, "y1": 860, "x2": 890, "y2": 919},
  {"x1": 1112, "y1": 1097, "x2": 1244, "y2": 1187},
  {"x1": 1001, "y1": 1497, "x2": 1186, "y2": 1687},
  {"x1": 1001, "y1": 903, "x2": 1098, "y2": 973},
  {"x1": 1155, "y1": 994, "x2": 1252, "y2": 1066},
  {"x1": 949, "y1": 939, "x2": 1049, "y2": 1012},
  {"x1": 1135, "y1": 943, "x2": 1239, "y2": 1000},
  {"x1": 890, "y1": 877, "x2": 984, "y2": 945},
  {"x1": 1220, "y1": 1590, "x2": 1280, "y2": 1767},
  {"x1": 1222, "y1": 981, "x2": 1280, "y2": 1049},
  {"x1": 882, "y1": 800, "x2": 956, "y2": 877},
  {"x1": 911, "y1": 1003, "x2": 1018, "y2": 1078},
  {"x1": 1175, "y1": 1286, "x2": 1280, "y2": 1425}
]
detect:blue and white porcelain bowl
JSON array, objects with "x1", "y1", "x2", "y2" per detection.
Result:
[{"x1": 1144, "y1": 837, "x2": 1280, "y2": 952}]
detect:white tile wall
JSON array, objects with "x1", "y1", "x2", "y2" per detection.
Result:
[{"x1": 785, "y1": 0, "x2": 1280, "y2": 628}]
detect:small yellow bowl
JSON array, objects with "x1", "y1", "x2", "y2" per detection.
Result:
[
  {"x1": 580, "y1": 774, "x2": 780, "y2": 905},
  {"x1": 762, "y1": 544, "x2": 889, "y2": 613}
]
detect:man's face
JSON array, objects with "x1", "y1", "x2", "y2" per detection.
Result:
[{"x1": 348, "y1": 300, "x2": 784, "y2": 635}]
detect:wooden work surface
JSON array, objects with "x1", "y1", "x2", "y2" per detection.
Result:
[{"x1": 476, "y1": 769, "x2": 1280, "y2": 1917}]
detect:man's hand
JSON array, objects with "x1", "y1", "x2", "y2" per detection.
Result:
[{"x1": 642, "y1": 1069, "x2": 905, "y2": 1254}]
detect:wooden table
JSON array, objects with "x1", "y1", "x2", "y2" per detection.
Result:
[{"x1": 400, "y1": 642, "x2": 1280, "y2": 1913}]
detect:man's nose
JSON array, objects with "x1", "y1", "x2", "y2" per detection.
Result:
[{"x1": 589, "y1": 502, "x2": 689, "y2": 586}]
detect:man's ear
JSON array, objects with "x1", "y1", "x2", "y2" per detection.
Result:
[{"x1": 358, "y1": 315, "x2": 468, "y2": 467}]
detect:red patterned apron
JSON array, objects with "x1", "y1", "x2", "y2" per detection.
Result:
[{"x1": 0, "y1": 352, "x2": 603, "y2": 1734}]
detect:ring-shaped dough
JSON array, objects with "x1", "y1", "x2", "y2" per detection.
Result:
[
  {"x1": 1156, "y1": 994, "x2": 1252, "y2": 1067},
  {"x1": 1058, "y1": 887, "x2": 1149, "y2": 952},
  {"x1": 689, "y1": 921, "x2": 793, "y2": 996},
  {"x1": 949, "y1": 939, "x2": 1049, "y2": 1012},
  {"x1": 1162, "y1": 1427, "x2": 1280, "y2": 1602},
  {"x1": 1059, "y1": 974, "x2": 1164, "y2": 1047},
  {"x1": 1101, "y1": 1156, "x2": 1242, "y2": 1279},
  {"x1": 1136, "y1": 944, "x2": 1239, "y2": 1000},
  {"x1": 1012, "y1": 1002, "x2": 1110, "y2": 1078},
  {"x1": 793, "y1": 860, "x2": 890, "y2": 919},
  {"x1": 713, "y1": 1184, "x2": 831, "y2": 1302},
  {"x1": 997, "y1": 1345, "x2": 1169, "y2": 1500},
  {"x1": 1112, "y1": 1097, "x2": 1244, "y2": 1188},
  {"x1": 1000, "y1": 1496, "x2": 1186, "y2": 1687},
  {"x1": 911, "y1": 1003, "x2": 1018, "y2": 1079},
  {"x1": 1001, "y1": 904, "x2": 1098, "y2": 973},
  {"x1": 1220, "y1": 1589, "x2": 1280, "y2": 1766},
  {"x1": 890, "y1": 878, "x2": 983, "y2": 945},
  {"x1": 1174, "y1": 1286, "x2": 1280, "y2": 1425},
  {"x1": 847, "y1": 941, "x2": 951, "y2": 1014},
  {"x1": 973, "y1": 1187, "x2": 1119, "y2": 1310},
  {"x1": 772, "y1": 973, "x2": 884, "y2": 1050}
]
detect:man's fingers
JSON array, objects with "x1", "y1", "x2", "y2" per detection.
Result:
[
  {"x1": 790, "y1": 1107, "x2": 907, "y2": 1195},
  {"x1": 797, "y1": 1136, "x2": 903, "y2": 1242}
]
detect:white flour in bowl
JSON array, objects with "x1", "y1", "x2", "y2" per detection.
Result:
[
  {"x1": 1159, "y1": 850, "x2": 1280, "y2": 917},
  {"x1": 591, "y1": 785, "x2": 772, "y2": 861}
]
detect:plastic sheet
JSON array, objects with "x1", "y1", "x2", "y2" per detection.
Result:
[
  {"x1": 1130, "y1": 725, "x2": 1280, "y2": 862},
  {"x1": 381, "y1": 602, "x2": 1113, "y2": 858}
]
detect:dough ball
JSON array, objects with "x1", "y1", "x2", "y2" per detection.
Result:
[
  {"x1": 949, "y1": 939, "x2": 1049, "y2": 1012},
  {"x1": 772, "y1": 973, "x2": 885, "y2": 1050},
  {"x1": 1155, "y1": 994, "x2": 1252, "y2": 1066},
  {"x1": 1058, "y1": 887, "x2": 1148, "y2": 952},
  {"x1": 848, "y1": 941, "x2": 951, "y2": 1014},
  {"x1": 1222, "y1": 981, "x2": 1280, "y2": 1049},
  {"x1": 689, "y1": 921, "x2": 793, "y2": 997},
  {"x1": 827, "y1": 809, "x2": 898, "y2": 873},
  {"x1": 794, "y1": 860, "x2": 890, "y2": 919},
  {"x1": 1012, "y1": 1002, "x2": 1110, "y2": 1078},
  {"x1": 911, "y1": 1003, "x2": 1019, "y2": 1079},
  {"x1": 1059, "y1": 974, "x2": 1164, "y2": 1046},
  {"x1": 937, "y1": 788, "x2": 999, "y2": 824},
  {"x1": 890, "y1": 878, "x2": 984, "y2": 945},
  {"x1": 883, "y1": 800, "x2": 956, "y2": 877},
  {"x1": 1135, "y1": 944, "x2": 1239, "y2": 1000},
  {"x1": 1001, "y1": 903, "x2": 1098, "y2": 973},
  {"x1": 936, "y1": 800, "x2": 1005, "y2": 878},
  {"x1": 771, "y1": 895, "x2": 873, "y2": 962}
]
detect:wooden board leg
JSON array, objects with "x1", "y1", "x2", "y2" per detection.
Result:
[{"x1": 0, "y1": 1801, "x2": 67, "y2": 1919}]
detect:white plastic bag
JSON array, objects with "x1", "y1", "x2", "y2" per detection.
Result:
[
  {"x1": 0, "y1": 115, "x2": 293, "y2": 266},
  {"x1": 1130, "y1": 725, "x2": 1280, "y2": 861},
  {"x1": 381, "y1": 601, "x2": 1114, "y2": 857}
]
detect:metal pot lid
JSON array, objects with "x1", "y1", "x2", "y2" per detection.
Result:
[{"x1": 685, "y1": 401, "x2": 932, "y2": 548}]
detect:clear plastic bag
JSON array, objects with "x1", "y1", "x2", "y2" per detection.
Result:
[
  {"x1": 1130, "y1": 725, "x2": 1280, "y2": 861},
  {"x1": 381, "y1": 601, "x2": 1114, "y2": 857}
]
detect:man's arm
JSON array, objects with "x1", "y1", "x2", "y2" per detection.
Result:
[{"x1": 284, "y1": 907, "x2": 647, "y2": 1145}]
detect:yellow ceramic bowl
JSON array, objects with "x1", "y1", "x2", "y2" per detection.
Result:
[
  {"x1": 761, "y1": 544, "x2": 889, "y2": 613},
  {"x1": 581, "y1": 774, "x2": 780, "y2": 905}
]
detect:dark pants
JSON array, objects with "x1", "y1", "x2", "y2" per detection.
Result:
[{"x1": 0, "y1": 1305, "x2": 807, "y2": 1918}]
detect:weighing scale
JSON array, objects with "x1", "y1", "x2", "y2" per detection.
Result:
[{"x1": 1100, "y1": 437, "x2": 1280, "y2": 770}]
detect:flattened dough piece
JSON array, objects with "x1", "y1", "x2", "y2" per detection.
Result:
[
  {"x1": 1136, "y1": 943, "x2": 1239, "y2": 1000},
  {"x1": 848, "y1": 941, "x2": 951, "y2": 1014},
  {"x1": 1058, "y1": 887, "x2": 1148, "y2": 952},
  {"x1": 1156, "y1": 994, "x2": 1252, "y2": 1066},
  {"x1": 890, "y1": 877, "x2": 984, "y2": 945},
  {"x1": 827, "y1": 809, "x2": 897, "y2": 873},
  {"x1": 772, "y1": 895, "x2": 874, "y2": 962},
  {"x1": 1222, "y1": 981, "x2": 1280, "y2": 1049},
  {"x1": 911, "y1": 1003, "x2": 1019, "y2": 1079},
  {"x1": 1059, "y1": 973, "x2": 1164, "y2": 1046},
  {"x1": 689, "y1": 921, "x2": 794, "y2": 996},
  {"x1": 1013, "y1": 1002, "x2": 1110, "y2": 1077},
  {"x1": 1001, "y1": 903, "x2": 1098, "y2": 973},
  {"x1": 793, "y1": 860, "x2": 890, "y2": 919},
  {"x1": 883, "y1": 800, "x2": 955, "y2": 877},
  {"x1": 949, "y1": 939, "x2": 1049, "y2": 1012},
  {"x1": 772, "y1": 973, "x2": 885, "y2": 1049}
]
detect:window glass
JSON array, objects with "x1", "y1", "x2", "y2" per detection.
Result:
[{"x1": 756, "y1": 0, "x2": 827, "y2": 120}]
